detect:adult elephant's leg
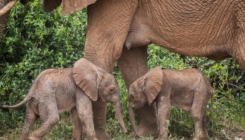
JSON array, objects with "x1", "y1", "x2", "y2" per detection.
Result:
[
  {"x1": 85, "y1": 1, "x2": 138, "y2": 139},
  {"x1": 118, "y1": 46, "x2": 159, "y2": 138},
  {"x1": 232, "y1": 16, "x2": 245, "y2": 71},
  {"x1": 231, "y1": 8, "x2": 245, "y2": 138}
]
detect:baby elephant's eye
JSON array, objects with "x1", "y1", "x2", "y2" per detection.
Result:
[
  {"x1": 110, "y1": 87, "x2": 115, "y2": 92},
  {"x1": 129, "y1": 94, "x2": 134, "y2": 100}
]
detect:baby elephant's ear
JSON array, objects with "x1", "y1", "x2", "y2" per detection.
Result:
[
  {"x1": 73, "y1": 58, "x2": 101, "y2": 101},
  {"x1": 144, "y1": 67, "x2": 163, "y2": 105}
]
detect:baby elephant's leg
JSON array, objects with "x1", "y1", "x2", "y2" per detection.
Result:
[
  {"x1": 76, "y1": 92, "x2": 97, "y2": 140},
  {"x1": 29, "y1": 101, "x2": 60, "y2": 140},
  {"x1": 191, "y1": 92, "x2": 209, "y2": 140},
  {"x1": 156, "y1": 97, "x2": 171, "y2": 140},
  {"x1": 20, "y1": 104, "x2": 38, "y2": 140},
  {"x1": 71, "y1": 108, "x2": 83, "y2": 140}
]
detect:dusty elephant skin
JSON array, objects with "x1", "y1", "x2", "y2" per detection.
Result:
[
  {"x1": 0, "y1": 0, "x2": 17, "y2": 41},
  {"x1": 2, "y1": 58, "x2": 127, "y2": 140},
  {"x1": 128, "y1": 67, "x2": 214, "y2": 140},
  {"x1": 1, "y1": 0, "x2": 245, "y2": 139}
]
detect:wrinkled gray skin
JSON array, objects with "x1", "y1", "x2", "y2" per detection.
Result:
[
  {"x1": 129, "y1": 67, "x2": 213, "y2": 140},
  {"x1": 2, "y1": 58, "x2": 127, "y2": 140}
]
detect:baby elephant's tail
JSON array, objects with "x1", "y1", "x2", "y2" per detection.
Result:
[
  {"x1": 2, "y1": 86, "x2": 34, "y2": 109},
  {"x1": 2, "y1": 95, "x2": 31, "y2": 109}
]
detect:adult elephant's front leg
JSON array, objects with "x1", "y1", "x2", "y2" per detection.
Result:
[
  {"x1": 118, "y1": 46, "x2": 159, "y2": 138},
  {"x1": 85, "y1": 1, "x2": 138, "y2": 139}
]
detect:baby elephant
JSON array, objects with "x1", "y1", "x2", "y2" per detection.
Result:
[
  {"x1": 3, "y1": 58, "x2": 127, "y2": 140},
  {"x1": 128, "y1": 67, "x2": 213, "y2": 140}
]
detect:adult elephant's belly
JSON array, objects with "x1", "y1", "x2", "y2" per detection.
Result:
[
  {"x1": 153, "y1": 1, "x2": 234, "y2": 60},
  {"x1": 127, "y1": 0, "x2": 235, "y2": 61},
  {"x1": 151, "y1": 19, "x2": 234, "y2": 61}
]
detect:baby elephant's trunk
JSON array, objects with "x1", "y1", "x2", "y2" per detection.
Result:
[
  {"x1": 128, "y1": 104, "x2": 139, "y2": 136},
  {"x1": 114, "y1": 102, "x2": 127, "y2": 133}
]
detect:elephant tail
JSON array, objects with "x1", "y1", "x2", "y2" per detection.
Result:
[
  {"x1": 2, "y1": 85, "x2": 34, "y2": 109},
  {"x1": 2, "y1": 94, "x2": 32, "y2": 109}
]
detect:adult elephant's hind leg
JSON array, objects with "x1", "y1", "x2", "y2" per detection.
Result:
[
  {"x1": 232, "y1": 12, "x2": 245, "y2": 137},
  {"x1": 118, "y1": 46, "x2": 159, "y2": 138}
]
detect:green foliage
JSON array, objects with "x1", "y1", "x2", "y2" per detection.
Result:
[{"x1": 148, "y1": 44, "x2": 190, "y2": 70}]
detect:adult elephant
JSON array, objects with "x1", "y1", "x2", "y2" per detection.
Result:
[
  {"x1": 1, "y1": 0, "x2": 245, "y2": 139},
  {"x1": 0, "y1": 0, "x2": 17, "y2": 41}
]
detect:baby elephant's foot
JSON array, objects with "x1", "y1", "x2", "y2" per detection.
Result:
[
  {"x1": 83, "y1": 134, "x2": 98, "y2": 140},
  {"x1": 237, "y1": 131, "x2": 245, "y2": 139},
  {"x1": 88, "y1": 137, "x2": 98, "y2": 140},
  {"x1": 130, "y1": 124, "x2": 159, "y2": 139},
  {"x1": 28, "y1": 136, "x2": 41, "y2": 140},
  {"x1": 89, "y1": 137, "x2": 98, "y2": 140},
  {"x1": 95, "y1": 129, "x2": 110, "y2": 140},
  {"x1": 193, "y1": 136, "x2": 208, "y2": 140},
  {"x1": 193, "y1": 132, "x2": 208, "y2": 140},
  {"x1": 156, "y1": 135, "x2": 168, "y2": 140},
  {"x1": 82, "y1": 135, "x2": 98, "y2": 140}
]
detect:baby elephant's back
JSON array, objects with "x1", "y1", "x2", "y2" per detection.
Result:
[
  {"x1": 164, "y1": 68, "x2": 211, "y2": 91},
  {"x1": 38, "y1": 68, "x2": 75, "y2": 91},
  {"x1": 33, "y1": 68, "x2": 77, "y2": 106},
  {"x1": 182, "y1": 68, "x2": 212, "y2": 90}
]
